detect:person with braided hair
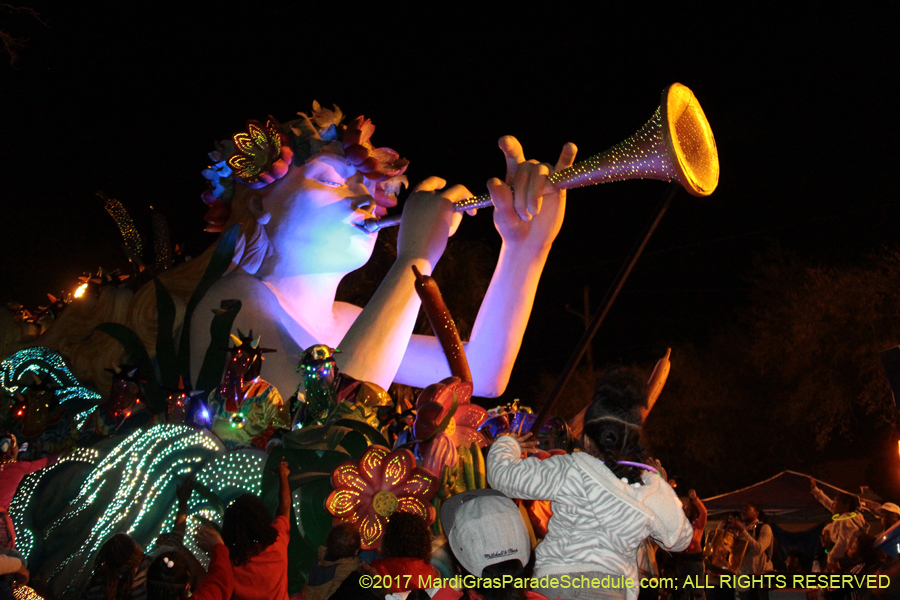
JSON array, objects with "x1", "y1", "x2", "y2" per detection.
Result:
[{"x1": 487, "y1": 368, "x2": 692, "y2": 600}]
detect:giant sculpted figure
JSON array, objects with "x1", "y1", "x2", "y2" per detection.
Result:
[{"x1": 189, "y1": 104, "x2": 576, "y2": 398}]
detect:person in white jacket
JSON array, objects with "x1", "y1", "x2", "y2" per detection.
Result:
[
  {"x1": 487, "y1": 370, "x2": 693, "y2": 600},
  {"x1": 809, "y1": 477, "x2": 867, "y2": 568}
]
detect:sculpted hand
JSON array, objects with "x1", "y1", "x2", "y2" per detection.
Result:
[
  {"x1": 397, "y1": 177, "x2": 469, "y2": 268},
  {"x1": 487, "y1": 136, "x2": 577, "y2": 251}
]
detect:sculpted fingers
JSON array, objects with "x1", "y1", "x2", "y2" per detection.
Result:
[
  {"x1": 413, "y1": 176, "x2": 447, "y2": 193},
  {"x1": 499, "y1": 136, "x2": 525, "y2": 185},
  {"x1": 554, "y1": 142, "x2": 578, "y2": 173},
  {"x1": 441, "y1": 183, "x2": 474, "y2": 203},
  {"x1": 513, "y1": 160, "x2": 541, "y2": 221},
  {"x1": 526, "y1": 163, "x2": 551, "y2": 218},
  {"x1": 487, "y1": 177, "x2": 516, "y2": 222}
]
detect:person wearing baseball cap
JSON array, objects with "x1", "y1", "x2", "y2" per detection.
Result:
[
  {"x1": 441, "y1": 489, "x2": 549, "y2": 600},
  {"x1": 875, "y1": 502, "x2": 900, "y2": 532}
]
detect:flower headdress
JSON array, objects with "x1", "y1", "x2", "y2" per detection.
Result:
[{"x1": 201, "y1": 102, "x2": 409, "y2": 232}]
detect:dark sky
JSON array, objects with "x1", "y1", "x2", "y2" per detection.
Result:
[{"x1": 0, "y1": 4, "x2": 894, "y2": 403}]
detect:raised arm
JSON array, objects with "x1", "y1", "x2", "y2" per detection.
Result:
[
  {"x1": 809, "y1": 477, "x2": 833, "y2": 512},
  {"x1": 395, "y1": 138, "x2": 577, "y2": 396},
  {"x1": 172, "y1": 474, "x2": 195, "y2": 537},
  {"x1": 486, "y1": 433, "x2": 569, "y2": 501},
  {"x1": 276, "y1": 457, "x2": 291, "y2": 519},
  {"x1": 690, "y1": 489, "x2": 708, "y2": 530}
]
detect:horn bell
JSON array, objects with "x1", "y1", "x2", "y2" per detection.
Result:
[{"x1": 548, "y1": 82, "x2": 719, "y2": 197}]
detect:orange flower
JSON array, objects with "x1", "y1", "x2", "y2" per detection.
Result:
[{"x1": 326, "y1": 446, "x2": 438, "y2": 549}]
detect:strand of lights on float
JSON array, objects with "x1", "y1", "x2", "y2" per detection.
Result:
[
  {"x1": 48, "y1": 425, "x2": 221, "y2": 581},
  {"x1": 0, "y1": 347, "x2": 101, "y2": 404},
  {"x1": 149, "y1": 449, "x2": 265, "y2": 562},
  {"x1": 10, "y1": 447, "x2": 100, "y2": 561}
]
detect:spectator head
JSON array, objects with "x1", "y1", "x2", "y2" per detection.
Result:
[
  {"x1": 90, "y1": 533, "x2": 144, "y2": 600},
  {"x1": 326, "y1": 522, "x2": 361, "y2": 560},
  {"x1": 785, "y1": 551, "x2": 807, "y2": 572},
  {"x1": 740, "y1": 502, "x2": 761, "y2": 524},
  {"x1": 582, "y1": 368, "x2": 648, "y2": 485},
  {"x1": 440, "y1": 489, "x2": 531, "y2": 578},
  {"x1": 146, "y1": 551, "x2": 191, "y2": 600},
  {"x1": 222, "y1": 493, "x2": 279, "y2": 566},
  {"x1": 848, "y1": 533, "x2": 880, "y2": 564},
  {"x1": 380, "y1": 512, "x2": 431, "y2": 561},
  {"x1": 876, "y1": 503, "x2": 900, "y2": 531},
  {"x1": 832, "y1": 492, "x2": 859, "y2": 515}
]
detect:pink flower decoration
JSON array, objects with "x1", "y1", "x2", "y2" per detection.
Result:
[
  {"x1": 413, "y1": 376, "x2": 488, "y2": 449},
  {"x1": 326, "y1": 446, "x2": 438, "y2": 550},
  {"x1": 342, "y1": 115, "x2": 409, "y2": 217},
  {"x1": 420, "y1": 432, "x2": 459, "y2": 476}
]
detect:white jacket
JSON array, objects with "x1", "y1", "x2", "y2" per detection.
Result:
[{"x1": 487, "y1": 436, "x2": 692, "y2": 600}]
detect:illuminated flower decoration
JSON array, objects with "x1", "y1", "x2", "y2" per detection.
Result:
[
  {"x1": 326, "y1": 445, "x2": 438, "y2": 549},
  {"x1": 413, "y1": 377, "x2": 488, "y2": 449},
  {"x1": 227, "y1": 117, "x2": 294, "y2": 189}
]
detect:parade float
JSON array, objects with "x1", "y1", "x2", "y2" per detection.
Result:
[{"x1": 0, "y1": 84, "x2": 717, "y2": 597}]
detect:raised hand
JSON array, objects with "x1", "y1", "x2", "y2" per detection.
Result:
[
  {"x1": 196, "y1": 524, "x2": 224, "y2": 551},
  {"x1": 511, "y1": 430, "x2": 538, "y2": 455},
  {"x1": 487, "y1": 136, "x2": 577, "y2": 251},
  {"x1": 278, "y1": 456, "x2": 290, "y2": 480}
]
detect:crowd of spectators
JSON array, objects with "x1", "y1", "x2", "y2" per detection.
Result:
[{"x1": 1, "y1": 370, "x2": 898, "y2": 600}]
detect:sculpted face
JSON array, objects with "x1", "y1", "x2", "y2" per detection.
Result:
[{"x1": 260, "y1": 151, "x2": 380, "y2": 275}]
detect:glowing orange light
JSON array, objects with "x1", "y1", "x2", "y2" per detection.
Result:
[{"x1": 74, "y1": 283, "x2": 89, "y2": 298}]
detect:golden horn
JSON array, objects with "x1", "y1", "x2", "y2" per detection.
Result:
[{"x1": 361, "y1": 83, "x2": 719, "y2": 232}]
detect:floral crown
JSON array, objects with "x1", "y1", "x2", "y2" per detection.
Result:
[{"x1": 201, "y1": 102, "x2": 409, "y2": 232}]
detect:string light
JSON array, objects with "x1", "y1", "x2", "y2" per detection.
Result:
[
  {"x1": 45, "y1": 425, "x2": 221, "y2": 589},
  {"x1": 10, "y1": 446, "x2": 100, "y2": 562},
  {"x1": 73, "y1": 283, "x2": 89, "y2": 299},
  {"x1": 0, "y1": 347, "x2": 101, "y2": 404}
]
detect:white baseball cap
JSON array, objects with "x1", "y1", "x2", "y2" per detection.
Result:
[
  {"x1": 440, "y1": 489, "x2": 531, "y2": 578},
  {"x1": 876, "y1": 502, "x2": 900, "y2": 517}
]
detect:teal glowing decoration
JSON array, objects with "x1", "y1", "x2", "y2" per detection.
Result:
[
  {"x1": 10, "y1": 446, "x2": 100, "y2": 562},
  {"x1": 0, "y1": 347, "x2": 101, "y2": 405},
  {"x1": 14, "y1": 425, "x2": 224, "y2": 597}
]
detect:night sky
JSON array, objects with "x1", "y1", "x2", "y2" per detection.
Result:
[{"x1": 0, "y1": 4, "x2": 893, "y2": 408}]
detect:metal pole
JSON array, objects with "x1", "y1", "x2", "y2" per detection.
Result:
[{"x1": 530, "y1": 182, "x2": 680, "y2": 435}]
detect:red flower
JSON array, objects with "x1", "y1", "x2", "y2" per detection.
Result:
[
  {"x1": 412, "y1": 377, "x2": 488, "y2": 449},
  {"x1": 326, "y1": 446, "x2": 438, "y2": 549},
  {"x1": 202, "y1": 199, "x2": 231, "y2": 233},
  {"x1": 342, "y1": 116, "x2": 409, "y2": 217}
]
